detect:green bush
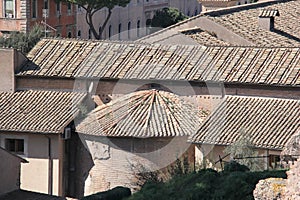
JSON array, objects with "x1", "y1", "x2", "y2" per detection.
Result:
[
  {"x1": 0, "y1": 25, "x2": 43, "y2": 54},
  {"x1": 224, "y1": 160, "x2": 250, "y2": 172},
  {"x1": 126, "y1": 169, "x2": 287, "y2": 200},
  {"x1": 81, "y1": 186, "x2": 131, "y2": 200}
]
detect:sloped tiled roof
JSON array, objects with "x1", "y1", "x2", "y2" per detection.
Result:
[
  {"x1": 188, "y1": 96, "x2": 300, "y2": 150},
  {"x1": 206, "y1": 0, "x2": 300, "y2": 47},
  {"x1": 18, "y1": 39, "x2": 300, "y2": 86},
  {"x1": 0, "y1": 90, "x2": 85, "y2": 134},
  {"x1": 258, "y1": 9, "x2": 280, "y2": 17},
  {"x1": 141, "y1": 0, "x2": 300, "y2": 47},
  {"x1": 181, "y1": 28, "x2": 231, "y2": 46},
  {"x1": 77, "y1": 89, "x2": 204, "y2": 137},
  {"x1": 0, "y1": 190, "x2": 65, "y2": 200},
  {"x1": 0, "y1": 147, "x2": 28, "y2": 163}
]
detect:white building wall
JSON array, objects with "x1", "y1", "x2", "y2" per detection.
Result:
[{"x1": 76, "y1": 0, "x2": 202, "y2": 40}]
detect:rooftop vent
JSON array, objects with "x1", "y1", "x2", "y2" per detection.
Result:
[{"x1": 258, "y1": 9, "x2": 280, "y2": 31}]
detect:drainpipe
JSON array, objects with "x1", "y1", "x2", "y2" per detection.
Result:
[{"x1": 45, "y1": 135, "x2": 53, "y2": 195}]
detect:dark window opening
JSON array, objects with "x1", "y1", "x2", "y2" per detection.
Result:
[
  {"x1": 5, "y1": 139, "x2": 24, "y2": 154},
  {"x1": 137, "y1": 20, "x2": 140, "y2": 37}
]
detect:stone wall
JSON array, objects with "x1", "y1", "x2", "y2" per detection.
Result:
[
  {"x1": 283, "y1": 161, "x2": 300, "y2": 200},
  {"x1": 74, "y1": 134, "x2": 194, "y2": 197}
]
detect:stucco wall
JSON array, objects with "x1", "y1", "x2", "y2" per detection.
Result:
[
  {"x1": 195, "y1": 144, "x2": 281, "y2": 170},
  {"x1": 0, "y1": 148, "x2": 23, "y2": 195},
  {"x1": 75, "y1": 134, "x2": 194, "y2": 196},
  {"x1": 76, "y1": 0, "x2": 201, "y2": 40},
  {"x1": 0, "y1": 133, "x2": 62, "y2": 196}
]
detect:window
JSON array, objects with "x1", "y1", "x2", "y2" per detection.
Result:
[
  {"x1": 118, "y1": 23, "x2": 122, "y2": 40},
  {"x1": 128, "y1": 21, "x2": 131, "y2": 39},
  {"x1": 108, "y1": 25, "x2": 112, "y2": 39},
  {"x1": 32, "y1": 0, "x2": 37, "y2": 18},
  {"x1": 56, "y1": 2, "x2": 61, "y2": 16},
  {"x1": 137, "y1": 20, "x2": 140, "y2": 37},
  {"x1": 77, "y1": 30, "x2": 81, "y2": 38},
  {"x1": 67, "y1": 2, "x2": 72, "y2": 14},
  {"x1": 269, "y1": 155, "x2": 280, "y2": 169},
  {"x1": 5, "y1": 139, "x2": 24, "y2": 155},
  {"x1": 4, "y1": 0, "x2": 15, "y2": 18},
  {"x1": 68, "y1": 32, "x2": 72, "y2": 38},
  {"x1": 44, "y1": 0, "x2": 48, "y2": 9},
  {"x1": 99, "y1": 26, "x2": 102, "y2": 38}
]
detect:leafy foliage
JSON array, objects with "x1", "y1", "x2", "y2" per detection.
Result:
[
  {"x1": 62, "y1": 0, "x2": 130, "y2": 39},
  {"x1": 81, "y1": 186, "x2": 131, "y2": 200},
  {"x1": 224, "y1": 160, "x2": 250, "y2": 172},
  {"x1": 224, "y1": 130, "x2": 264, "y2": 171},
  {"x1": 0, "y1": 25, "x2": 43, "y2": 54},
  {"x1": 126, "y1": 167, "x2": 287, "y2": 200},
  {"x1": 151, "y1": 7, "x2": 188, "y2": 28}
]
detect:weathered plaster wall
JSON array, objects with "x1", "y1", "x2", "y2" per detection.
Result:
[
  {"x1": 0, "y1": 148, "x2": 23, "y2": 195},
  {"x1": 75, "y1": 134, "x2": 194, "y2": 196}
]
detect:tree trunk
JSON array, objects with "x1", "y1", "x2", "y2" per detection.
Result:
[
  {"x1": 86, "y1": 8, "x2": 113, "y2": 40},
  {"x1": 86, "y1": 12, "x2": 100, "y2": 39}
]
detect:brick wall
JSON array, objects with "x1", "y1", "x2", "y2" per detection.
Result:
[{"x1": 74, "y1": 134, "x2": 194, "y2": 197}]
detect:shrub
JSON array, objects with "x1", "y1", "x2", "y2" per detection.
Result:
[
  {"x1": 81, "y1": 186, "x2": 131, "y2": 200},
  {"x1": 127, "y1": 168, "x2": 287, "y2": 200},
  {"x1": 224, "y1": 160, "x2": 250, "y2": 172}
]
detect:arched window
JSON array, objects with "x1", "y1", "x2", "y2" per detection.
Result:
[
  {"x1": 128, "y1": 21, "x2": 131, "y2": 39},
  {"x1": 77, "y1": 30, "x2": 81, "y2": 38},
  {"x1": 146, "y1": 19, "x2": 151, "y2": 27},
  {"x1": 137, "y1": 20, "x2": 140, "y2": 37},
  {"x1": 108, "y1": 25, "x2": 112, "y2": 39},
  {"x1": 146, "y1": 19, "x2": 151, "y2": 35},
  {"x1": 118, "y1": 23, "x2": 122, "y2": 40},
  {"x1": 68, "y1": 32, "x2": 72, "y2": 38}
]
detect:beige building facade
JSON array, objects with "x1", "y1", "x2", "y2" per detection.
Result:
[
  {"x1": 76, "y1": 0, "x2": 202, "y2": 40},
  {"x1": 0, "y1": 133, "x2": 63, "y2": 195},
  {"x1": 0, "y1": 147, "x2": 27, "y2": 195}
]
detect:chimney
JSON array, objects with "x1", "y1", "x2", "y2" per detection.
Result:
[
  {"x1": 0, "y1": 48, "x2": 27, "y2": 92},
  {"x1": 258, "y1": 9, "x2": 280, "y2": 31}
]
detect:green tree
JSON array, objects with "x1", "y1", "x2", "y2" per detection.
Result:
[
  {"x1": 0, "y1": 25, "x2": 43, "y2": 54},
  {"x1": 224, "y1": 129, "x2": 264, "y2": 171},
  {"x1": 151, "y1": 7, "x2": 188, "y2": 29},
  {"x1": 61, "y1": 0, "x2": 130, "y2": 39}
]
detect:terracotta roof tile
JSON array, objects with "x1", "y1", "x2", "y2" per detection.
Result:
[
  {"x1": 181, "y1": 28, "x2": 231, "y2": 46},
  {"x1": 188, "y1": 95, "x2": 300, "y2": 150},
  {"x1": 141, "y1": 0, "x2": 300, "y2": 47},
  {"x1": 77, "y1": 90, "x2": 205, "y2": 137},
  {"x1": 259, "y1": 9, "x2": 280, "y2": 17},
  {"x1": 18, "y1": 39, "x2": 300, "y2": 86},
  {"x1": 0, "y1": 90, "x2": 85, "y2": 133},
  {"x1": 206, "y1": 0, "x2": 300, "y2": 46}
]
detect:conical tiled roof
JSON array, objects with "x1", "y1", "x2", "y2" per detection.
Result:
[{"x1": 77, "y1": 90, "x2": 203, "y2": 138}]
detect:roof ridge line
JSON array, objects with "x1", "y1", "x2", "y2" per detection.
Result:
[{"x1": 138, "y1": 0, "x2": 284, "y2": 41}]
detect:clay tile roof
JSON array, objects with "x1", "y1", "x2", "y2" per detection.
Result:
[
  {"x1": 188, "y1": 96, "x2": 300, "y2": 150},
  {"x1": 206, "y1": 0, "x2": 300, "y2": 47},
  {"x1": 0, "y1": 90, "x2": 86, "y2": 134},
  {"x1": 181, "y1": 28, "x2": 231, "y2": 46},
  {"x1": 76, "y1": 90, "x2": 204, "y2": 138},
  {"x1": 141, "y1": 0, "x2": 300, "y2": 47},
  {"x1": 18, "y1": 39, "x2": 300, "y2": 86},
  {"x1": 0, "y1": 190, "x2": 65, "y2": 200},
  {"x1": 259, "y1": 9, "x2": 280, "y2": 18}
]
